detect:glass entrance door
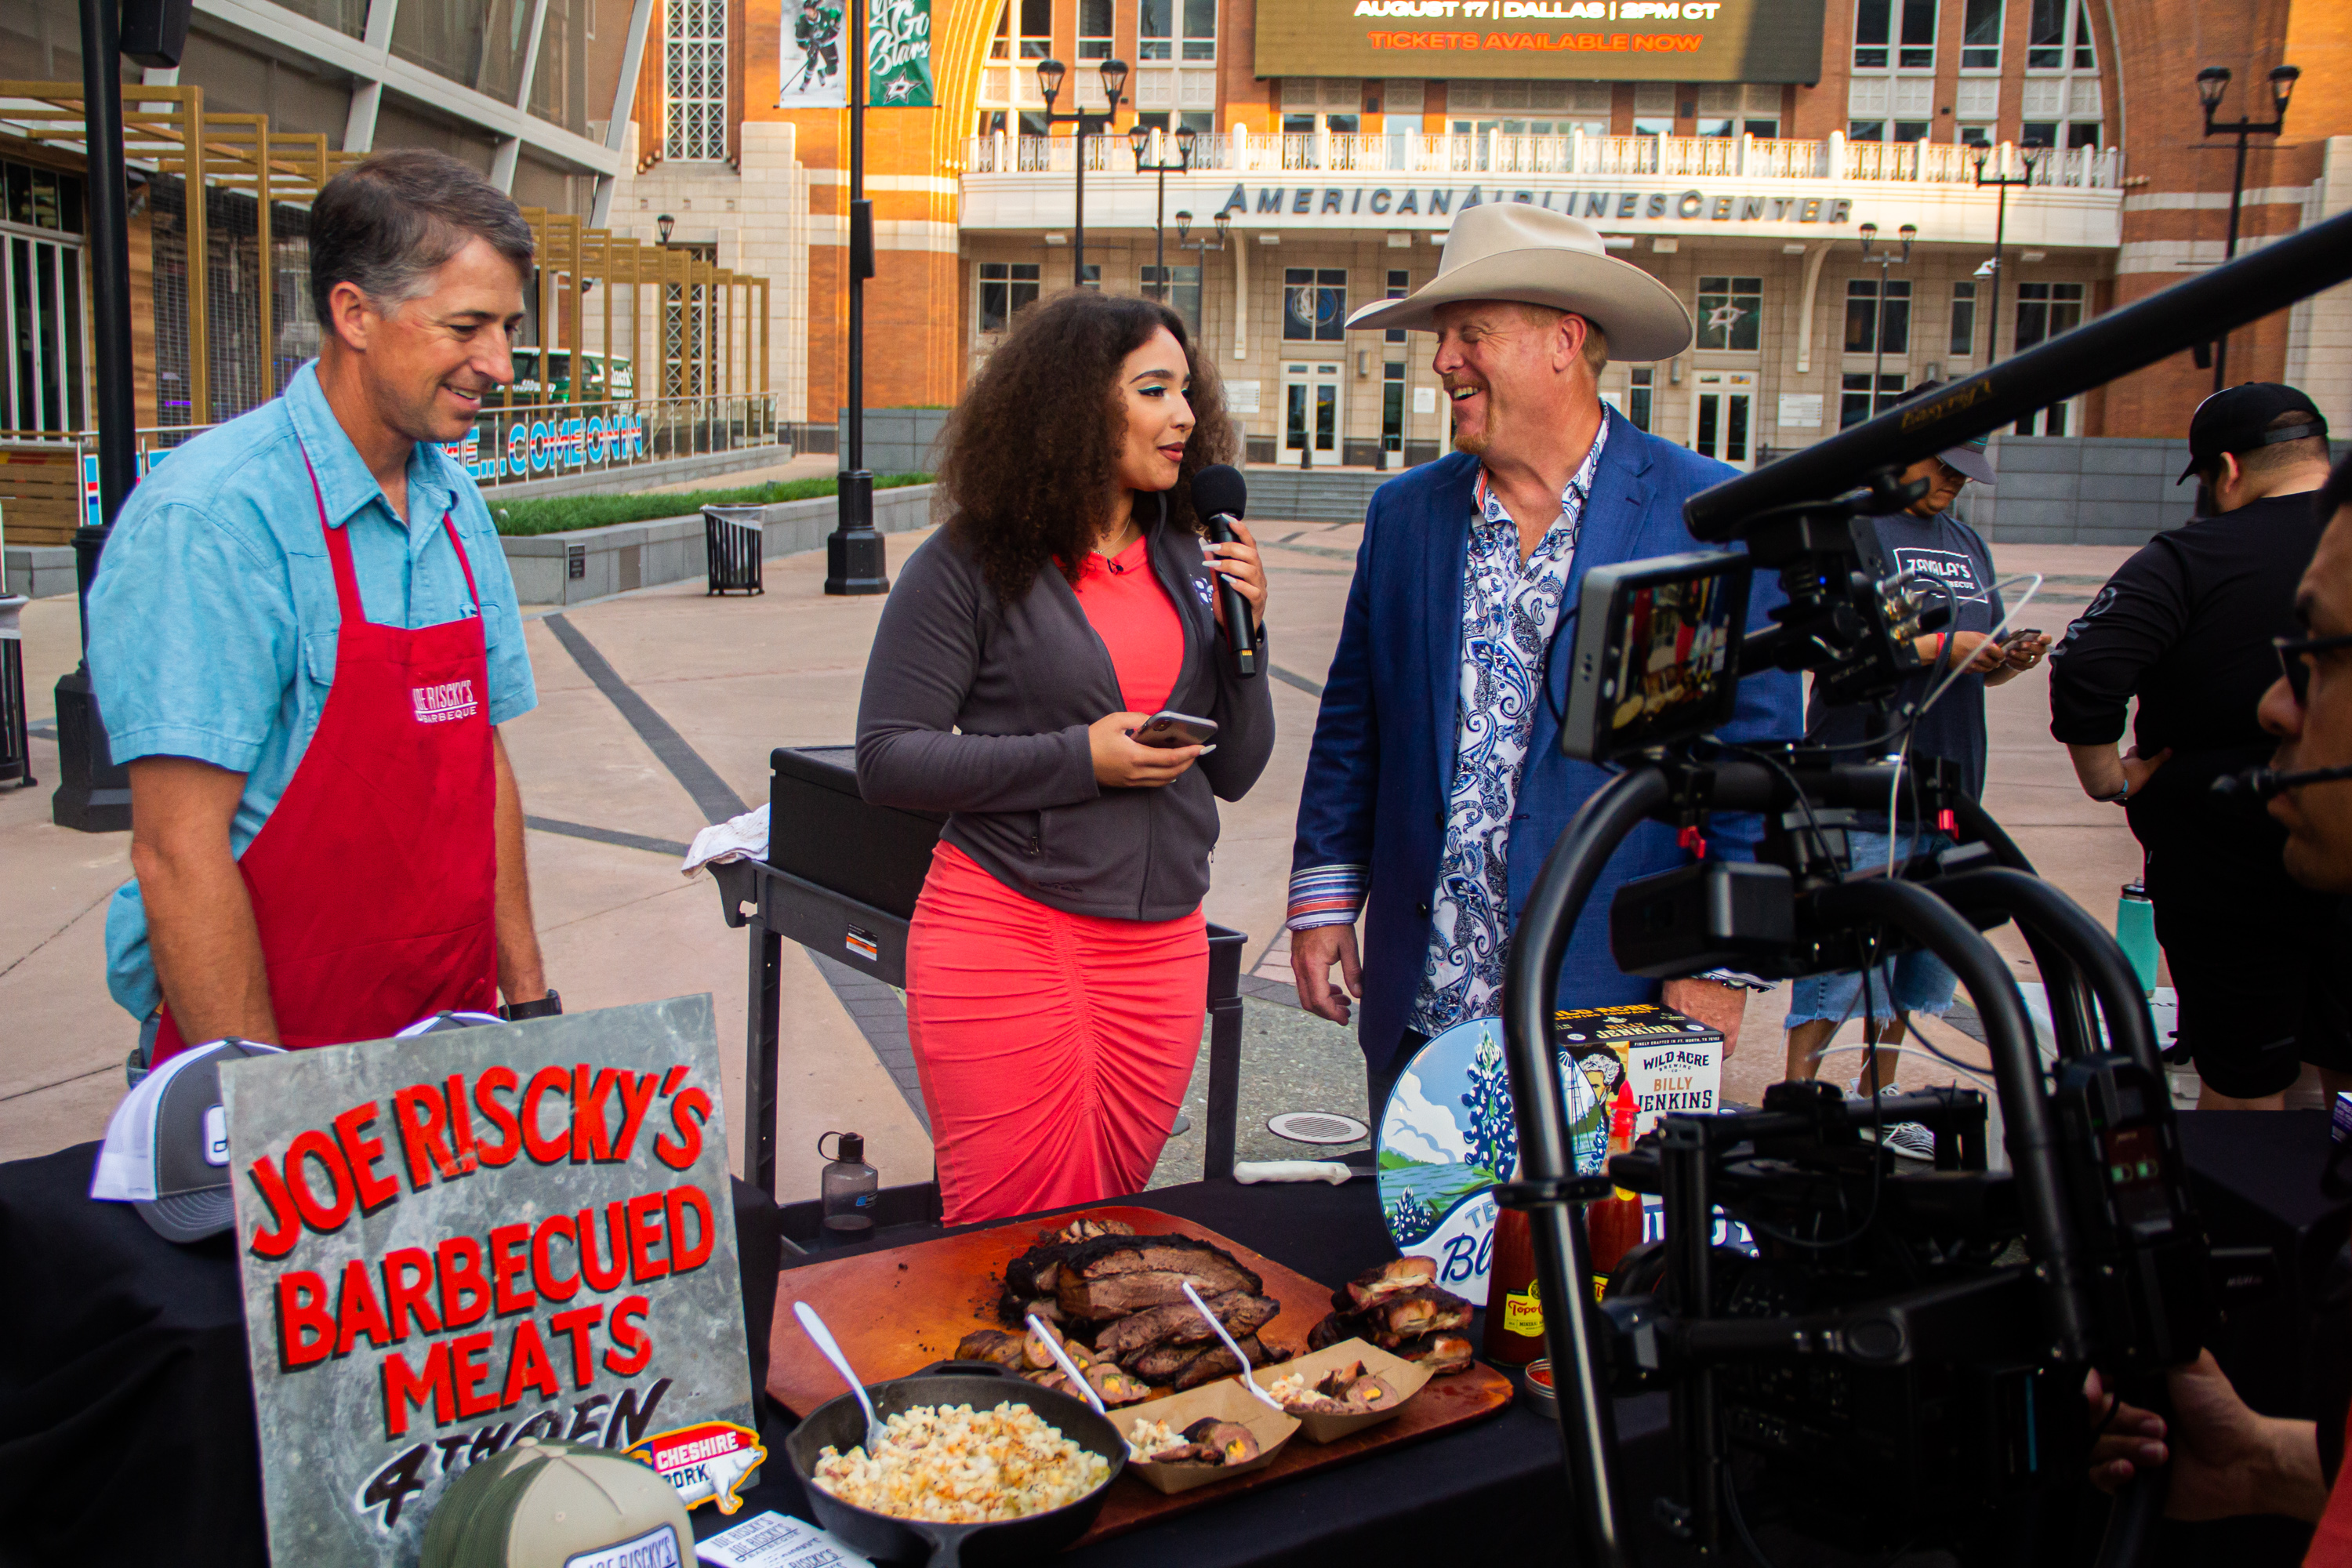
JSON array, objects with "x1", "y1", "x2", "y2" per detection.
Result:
[
  {"x1": 1283, "y1": 361, "x2": 1341, "y2": 466},
  {"x1": 1690, "y1": 370, "x2": 1755, "y2": 471},
  {"x1": 2, "y1": 231, "x2": 84, "y2": 434}
]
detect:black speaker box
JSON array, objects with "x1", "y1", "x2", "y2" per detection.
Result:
[{"x1": 121, "y1": 0, "x2": 193, "y2": 68}]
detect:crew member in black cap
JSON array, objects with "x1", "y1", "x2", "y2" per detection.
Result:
[{"x1": 2049, "y1": 382, "x2": 2349, "y2": 1109}]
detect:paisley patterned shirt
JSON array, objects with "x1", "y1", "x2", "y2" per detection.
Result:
[{"x1": 1406, "y1": 422, "x2": 1608, "y2": 1036}]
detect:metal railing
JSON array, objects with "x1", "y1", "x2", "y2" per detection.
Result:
[
  {"x1": 36, "y1": 392, "x2": 789, "y2": 519},
  {"x1": 961, "y1": 130, "x2": 2126, "y2": 189}
]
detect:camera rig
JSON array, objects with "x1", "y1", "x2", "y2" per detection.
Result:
[{"x1": 1496, "y1": 207, "x2": 2352, "y2": 1566}]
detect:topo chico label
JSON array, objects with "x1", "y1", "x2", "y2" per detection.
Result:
[{"x1": 1501, "y1": 1276, "x2": 1544, "y2": 1338}]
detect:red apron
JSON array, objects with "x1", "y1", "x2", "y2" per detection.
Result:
[{"x1": 153, "y1": 448, "x2": 499, "y2": 1063}]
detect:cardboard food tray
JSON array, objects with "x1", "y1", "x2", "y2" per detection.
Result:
[
  {"x1": 1116, "y1": 1380, "x2": 1300, "y2": 1495},
  {"x1": 768, "y1": 1204, "x2": 1515, "y2": 1547},
  {"x1": 1254, "y1": 1337, "x2": 1430, "y2": 1443}
]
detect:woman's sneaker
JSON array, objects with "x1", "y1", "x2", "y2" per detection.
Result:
[{"x1": 1871, "y1": 1085, "x2": 1936, "y2": 1162}]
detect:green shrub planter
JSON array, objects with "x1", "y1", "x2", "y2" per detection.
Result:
[
  {"x1": 499, "y1": 483, "x2": 939, "y2": 604},
  {"x1": 492, "y1": 472, "x2": 930, "y2": 536}
]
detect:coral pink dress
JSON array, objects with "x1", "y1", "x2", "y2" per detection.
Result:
[{"x1": 906, "y1": 535, "x2": 1208, "y2": 1225}]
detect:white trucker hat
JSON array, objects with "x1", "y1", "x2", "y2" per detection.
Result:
[{"x1": 90, "y1": 1037, "x2": 285, "y2": 1243}]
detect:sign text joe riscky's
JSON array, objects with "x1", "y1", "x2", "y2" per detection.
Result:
[{"x1": 223, "y1": 995, "x2": 757, "y2": 1568}]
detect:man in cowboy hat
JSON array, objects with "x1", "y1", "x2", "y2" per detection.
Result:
[{"x1": 1285, "y1": 202, "x2": 1802, "y2": 1112}]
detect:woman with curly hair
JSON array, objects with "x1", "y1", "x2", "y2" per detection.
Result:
[{"x1": 855, "y1": 289, "x2": 1275, "y2": 1223}]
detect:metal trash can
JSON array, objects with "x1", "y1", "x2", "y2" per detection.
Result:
[
  {"x1": 0, "y1": 594, "x2": 31, "y2": 789},
  {"x1": 703, "y1": 505, "x2": 765, "y2": 596}
]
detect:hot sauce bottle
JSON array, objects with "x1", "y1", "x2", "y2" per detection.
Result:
[
  {"x1": 1584, "y1": 1081, "x2": 1646, "y2": 1300},
  {"x1": 1483, "y1": 1204, "x2": 1545, "y2": 1366}
]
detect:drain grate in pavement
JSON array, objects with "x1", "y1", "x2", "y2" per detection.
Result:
[{"x1": 1267, "y1": 1111, "x2": 1370, "y2": 1145}]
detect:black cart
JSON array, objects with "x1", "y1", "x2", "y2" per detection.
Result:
[{"x1": 711, "y1": 745, "x2": 1248, "y2": 1213}]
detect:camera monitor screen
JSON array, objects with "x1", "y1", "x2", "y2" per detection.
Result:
[{"x1": 1560, "y1": 551, "x2": 1753, "y2": 764}]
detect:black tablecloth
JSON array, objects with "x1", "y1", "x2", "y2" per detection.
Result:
[
  {"x1": 5, "y1": 1116, "x2": 2341, "y2": 1567},
  {"x1": 742, "y1": 1177, "x2": 1675, "y2": 1568},
  {"x1": 0, "y1": 1142, "x2": 781, "y2": 1568}
]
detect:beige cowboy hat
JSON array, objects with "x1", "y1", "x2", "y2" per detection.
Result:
[{"x1": 1345, "y1": 203, "x2": 1693, "y2": 361}]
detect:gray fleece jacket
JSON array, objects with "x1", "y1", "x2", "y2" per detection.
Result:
[{"x1": 855, "y1": 499, "x2": 1276, "y2": 921}]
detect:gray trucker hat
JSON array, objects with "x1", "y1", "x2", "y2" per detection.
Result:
[
  {"x1": 1896, "y1": 380, "x2": 1997, "y2": 485},
  {"x1": 90, "y1": 1037, "x2": 286, "y2": 1243}
]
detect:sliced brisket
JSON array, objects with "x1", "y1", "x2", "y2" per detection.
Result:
[{"x1": 1091, "y1": 1291, "x2": 1280, "y2": 1359}]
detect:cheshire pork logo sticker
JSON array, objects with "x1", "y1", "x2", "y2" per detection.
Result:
[{"x1": 628, "y1": 1421, "x2": 764, "y2": 1513}]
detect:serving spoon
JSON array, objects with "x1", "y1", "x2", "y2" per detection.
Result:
[
  {"x1": 795, "y1": 1299, "x2": 888, "y2": 1456},
  {"x1": 1025, "y1": 1312, "x2": 1109, "y2": 1417},
  {"x1": 1181, "y1": 1279, "x2": 1287, "y2": 1414}
]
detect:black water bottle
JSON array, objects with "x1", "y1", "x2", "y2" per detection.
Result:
[{"x1": 817, "y1": 1131, "x2": 878, "y2": 1247}]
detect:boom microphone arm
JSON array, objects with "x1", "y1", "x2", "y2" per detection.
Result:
[{"x1": 1684, "y1": 207, "x2": 2352, "y2": 541}]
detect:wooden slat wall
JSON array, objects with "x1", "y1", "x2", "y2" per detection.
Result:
[{"x1": 0, "y1": 445, "x2": 86, "y2": 545}]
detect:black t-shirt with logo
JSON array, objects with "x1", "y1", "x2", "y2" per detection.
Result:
[
  {"x1": 1804, "y1": 510, "x2": 2004, "y2": 800},
  {"x1": 2048, "y1": 491, "x2": 2322, "y2": 771}
]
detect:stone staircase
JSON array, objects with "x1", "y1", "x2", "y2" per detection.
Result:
[{"x1": 1240, "y1": 465, "x2": 1415, "y2": 524}]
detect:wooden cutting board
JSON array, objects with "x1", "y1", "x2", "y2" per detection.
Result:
[{"x1": 768, "y1": 1204, "x2": 1515, "y2": 1546}]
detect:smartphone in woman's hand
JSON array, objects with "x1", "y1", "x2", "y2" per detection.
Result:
[{"x1": 1133, "y1": 710, "x2": 1219, "y2": 750}]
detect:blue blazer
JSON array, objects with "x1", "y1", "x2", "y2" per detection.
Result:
[{"x1": 1291, "y1": 409, "x2": 1804, "y2": 1074}]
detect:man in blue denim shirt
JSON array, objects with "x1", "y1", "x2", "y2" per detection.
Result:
[{"x1": 87, "y1": 151, "x2": 555, "y2": 1060}]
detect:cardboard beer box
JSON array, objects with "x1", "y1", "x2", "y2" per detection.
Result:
[{"x1": 1554, "y1": 1001, "x2": 1724, "y2": 1142}]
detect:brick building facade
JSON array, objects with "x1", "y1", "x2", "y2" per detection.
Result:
[{"x1": 619, "y1": 0, "x2": 2352, "y2": 456}]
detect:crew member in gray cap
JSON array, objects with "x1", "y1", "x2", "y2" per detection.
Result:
[
  {"x1": 2051, "y1": 382, "x2": 2348, "y2": 1109},
  {"x1": 1781, "y1": 381, "x2": 2047, "y2": 1156}
]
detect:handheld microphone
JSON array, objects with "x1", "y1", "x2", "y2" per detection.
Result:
[
  {"x1": 1190, "y1": 463, "x2": 1258, "y2": 678},
  {"x1": 2211, "y1": 763, "x2": 2352, "y2": 801}
]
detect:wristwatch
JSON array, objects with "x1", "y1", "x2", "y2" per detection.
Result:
[{"x1": 499, "y1": 990, "x2": 564, "y2": 1022}]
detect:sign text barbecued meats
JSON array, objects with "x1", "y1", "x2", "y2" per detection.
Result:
[{"x1": 220, "y1": 995, "x2": 759, "y2": 1567}]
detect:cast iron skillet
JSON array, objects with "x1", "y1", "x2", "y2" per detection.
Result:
[{"x1": 783, "y1": 1362, "x2": 1127, "y2": 1567}]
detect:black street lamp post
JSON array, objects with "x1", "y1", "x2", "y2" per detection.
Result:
[
  {"x1": 2197, "y1": 64, "x2": 2299, "y2": 391},
  {"x1": 825, "y1": 0, "x2": 886, "y2": 594},
  {"x1": 1128, "y1": 124, "x2": 1195, "y2": 307},
  {"x1": 53, "y1": 0, "x2": 140, "y2": 830},
  {"x1": 1172, "y1": 207, "x2": 1230, "y2": 263},
  {"x1": 1971, "y1": 142, "x2": 2044, "y2": 368},
  {"x1": 1857, "y1": 221, "x2": 1917, "y2": 421},
  {"x1": 1171, "y1": 208, "x2": 1229, "y2": 321},
  {"x1": 1034, "y1": 56, "x2": 1129, "y2": 290}
]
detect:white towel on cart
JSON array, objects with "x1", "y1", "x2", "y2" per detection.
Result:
[{"x1": 681, "y1": 803, "x2": 770, "y2": 877}]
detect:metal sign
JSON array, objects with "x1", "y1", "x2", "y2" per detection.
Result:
[
  {"x1": 220, "y1": 995, "x2": 757, "y2": 1567},
  {"x1": 1251, "y1": 0, "x2": 1825, "y2": 82}
]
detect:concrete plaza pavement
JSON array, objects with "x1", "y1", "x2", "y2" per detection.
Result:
[{"x1": 0, "y1": 517, "x2": 2218, "y2": 1197}]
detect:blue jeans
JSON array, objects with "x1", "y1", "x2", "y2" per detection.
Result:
[{"x1": 1783, "y1": 829, "x2": 1960, "y2": 1026}]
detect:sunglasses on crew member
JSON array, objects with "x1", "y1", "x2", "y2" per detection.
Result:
[{"x1": 2275, "y1": 631, "x2": 2352, "y2": 705}]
